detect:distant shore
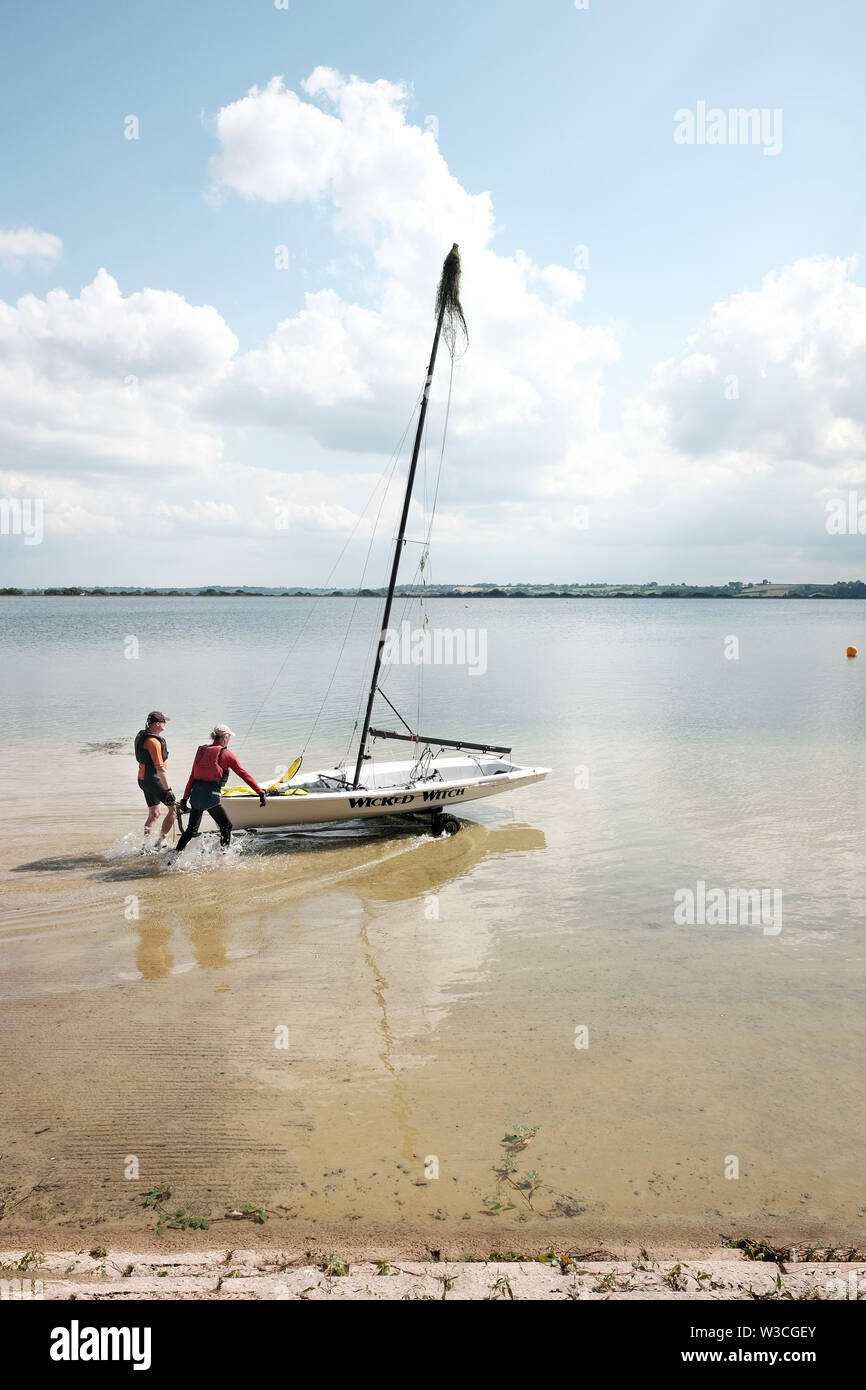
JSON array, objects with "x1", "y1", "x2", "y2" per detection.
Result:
[{"x1": 3, "y1": 582, "x2": 866, "y2": 600}]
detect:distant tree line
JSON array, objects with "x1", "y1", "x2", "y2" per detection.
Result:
[{"x1": 2, "y1": 581, "x2": 866, "y2": 599}]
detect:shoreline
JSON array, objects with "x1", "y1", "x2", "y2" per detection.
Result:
[
  {"x1": 3, "y1": 587, "x2": 866, "y2": 599},
  {"x1": 3, "y1": 1212, "x2": 863, "y2": 1263}
]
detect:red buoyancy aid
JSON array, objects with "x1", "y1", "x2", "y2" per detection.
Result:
[{"x1": 191, "y1": 743, "x2": 228, "y2": 785}]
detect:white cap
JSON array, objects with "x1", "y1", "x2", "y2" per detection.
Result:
[{"x1": 213, "y1": 723, "x2": 235, "y2": 737}]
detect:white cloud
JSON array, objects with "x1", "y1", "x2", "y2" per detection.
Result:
[
  {"x1": 0, "y1": 226, "x2": 63, "y2": 271},
  {"x1": 0, "y1": 269, "x2": 237, "y2": 473},
  {"x1": 644, "y1": 258, "x2": 866, "y2": 476},
  {"x1": 541, "y1": 264, "x2": 586, "y2": 307},
  {"x1": 208, "y1": 70, "x2": 618, "y2": 489}
]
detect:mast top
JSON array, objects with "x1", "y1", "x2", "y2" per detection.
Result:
[{"x1": 435, "y1": 243, "x2": 468, "y2": 354}]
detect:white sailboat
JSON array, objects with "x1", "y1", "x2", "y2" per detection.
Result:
[
  {"x1": 223, "y1": 753, "x2": 549, "y2": 836},
  {"x1": 217, "y1": 246, "x2": 550, "y2": 838}
]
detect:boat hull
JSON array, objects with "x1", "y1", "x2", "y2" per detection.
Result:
[{"x1": 217, "y1": 756, "x2": 550, "y2": 830}]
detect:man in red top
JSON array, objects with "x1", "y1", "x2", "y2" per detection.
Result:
[{"x1": 173, "y1": 723, "x2": 265, "y2": 855}]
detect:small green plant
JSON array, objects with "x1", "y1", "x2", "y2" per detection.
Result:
[
  {"x1": 553, "y1": 1195, "x2": 587, "y2": 1217},
  {"x1": 374, "y1": 1260, "x2": 399, "y2": 1276},
  {"x1": 10, "y1": 1251, "x2": 45, "y2": 1273},
  {"x1": 749, "y1": 1273, "x2": 794, "y2": 1301},
  {"x1": 728, "y1": 1236, "x2": 786, "y2": 1264},
  {"x1": 592, "y1": 1270, "x2": 618, "y2": 1294},
  {"x1": 460, "y1": 1249, "x2": 524, "y2": 1262},
  {"x1": 241, "y1": 1204, "x2": 268, "y2": 1225},
  {"x1": 486, "y1": 1274, "x2": 515, "y2": 1300},
  {"x1": 319, "y1": 1254, "x2": 348, "y2": 1277},
  {"x1": 142, "y1": 1185, "x2": 174, "y2": 1209},
  {"x1": 517, "y1": 1168, "x2": 542, "y2": 1201},
  {"x1": 665, "y1": 1262, "x2": 689, "y2": 1292},
  {"x1": 163, "y1": 1210, "x2": 211, "y2": 1232},
  {"x1": 482, "y1": 1125, "x2": 586, "y2": 1219},
  {"x1": 88, "y1": 1247, "x2": 107, "y2": 1260},
  {"x1": 536, "y1": 1248, "x2": 575, "y2": 1274},
  {"x1": 483, "y1": 1195, "x2": 515, "y2": 1214},
  {"x1": 502, "y1": 1125, "x2": 540, "y2": 1147},
  {"x1": 142, "y1": 1183, "x2": 214, "y2": 1234}
]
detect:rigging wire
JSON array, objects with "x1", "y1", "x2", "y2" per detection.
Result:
[
  {"x1": 415, "y1": 351, "x2": 454, "y2": 726},
  {"x1": 339, "y1": 453, "x2": 417, "y2": 763},
  {"x1": 243, "y1": 389, "x2": 422, "y2": 744},
  {"x1": 377, "y1": 350, "x2": 457, "y2": 738},
  {"x1": 387, "y1": 350, "x2": 455, "y2": 636},
  {"x1": 302, "y1": 422, "x2": 413, "y2": 757},
  {"x1": 341, "y1": 384, "x2": 436, "y2": 755},
  {"x1": 336, "y1": 391, "x2": 434, "y2": 765},
  {"x1": 301, "y1": 391, "x2": 429, "y2": 756}
]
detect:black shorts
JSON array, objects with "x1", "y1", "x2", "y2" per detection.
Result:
[{"x1": 139, "y1": 778, "x2": 172, "y2": 809}]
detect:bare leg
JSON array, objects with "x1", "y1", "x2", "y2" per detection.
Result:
[
  {"x1": 144, "y1": 806, "x2": 160, "y2": 837},
  {"x1": 156, "y1": 806, "x2": 177, "y2": 844}
]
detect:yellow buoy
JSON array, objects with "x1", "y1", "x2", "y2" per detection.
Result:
[{"x1": 847, "y1": 646, "x2": 858, "y2": 658}]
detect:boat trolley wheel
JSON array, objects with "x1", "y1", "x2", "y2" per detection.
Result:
[{"x1": 431, "y1": 810, "x2": 461, "y2": 837}]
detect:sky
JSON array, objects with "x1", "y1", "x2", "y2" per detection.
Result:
[{"x1": 1, "y1": 0, "x2": 866, "y2": 586}]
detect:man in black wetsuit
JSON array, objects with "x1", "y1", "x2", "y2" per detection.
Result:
[{"x1": 134, "y1": 711, "x2": 177, "y2": 848}]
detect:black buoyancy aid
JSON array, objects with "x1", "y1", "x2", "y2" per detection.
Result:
[
  {"x1": 135, "y1": 728, "x2": 168, "y2": 778},
  {"x1": 191, "y1": 743, "x2": 229, "y2": 786}
]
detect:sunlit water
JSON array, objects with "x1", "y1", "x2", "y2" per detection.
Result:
[{"x1": 0, "y1": 597, "x2": 864, "y2": 1248}]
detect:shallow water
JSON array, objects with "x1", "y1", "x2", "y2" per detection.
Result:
[{"x1": 0, "y1": 597, "x2": 864, "y2": 1247}]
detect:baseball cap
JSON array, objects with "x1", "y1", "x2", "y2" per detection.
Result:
[
  {"x1": 213, "y1": 723, "x2": 235, "y2": 737},
  {"x1": 147, "y1": 711, "x2": 169, "y2": 723}
]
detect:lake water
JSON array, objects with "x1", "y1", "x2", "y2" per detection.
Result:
[{"x1": 0, "y1": 596, "x2": 864, "y2": 1252}]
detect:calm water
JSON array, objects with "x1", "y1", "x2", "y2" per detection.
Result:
[{"x1": 0, "y1": 596, "x2": 864, "y2": 1248}]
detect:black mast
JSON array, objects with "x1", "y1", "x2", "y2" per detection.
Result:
[{"x1": 352, "y1": 244, "x2": 465, "y2": 789}]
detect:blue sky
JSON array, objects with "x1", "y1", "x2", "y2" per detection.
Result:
[{"x1": 2, "y1": 0, "x2": 866, "y2": 584}]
